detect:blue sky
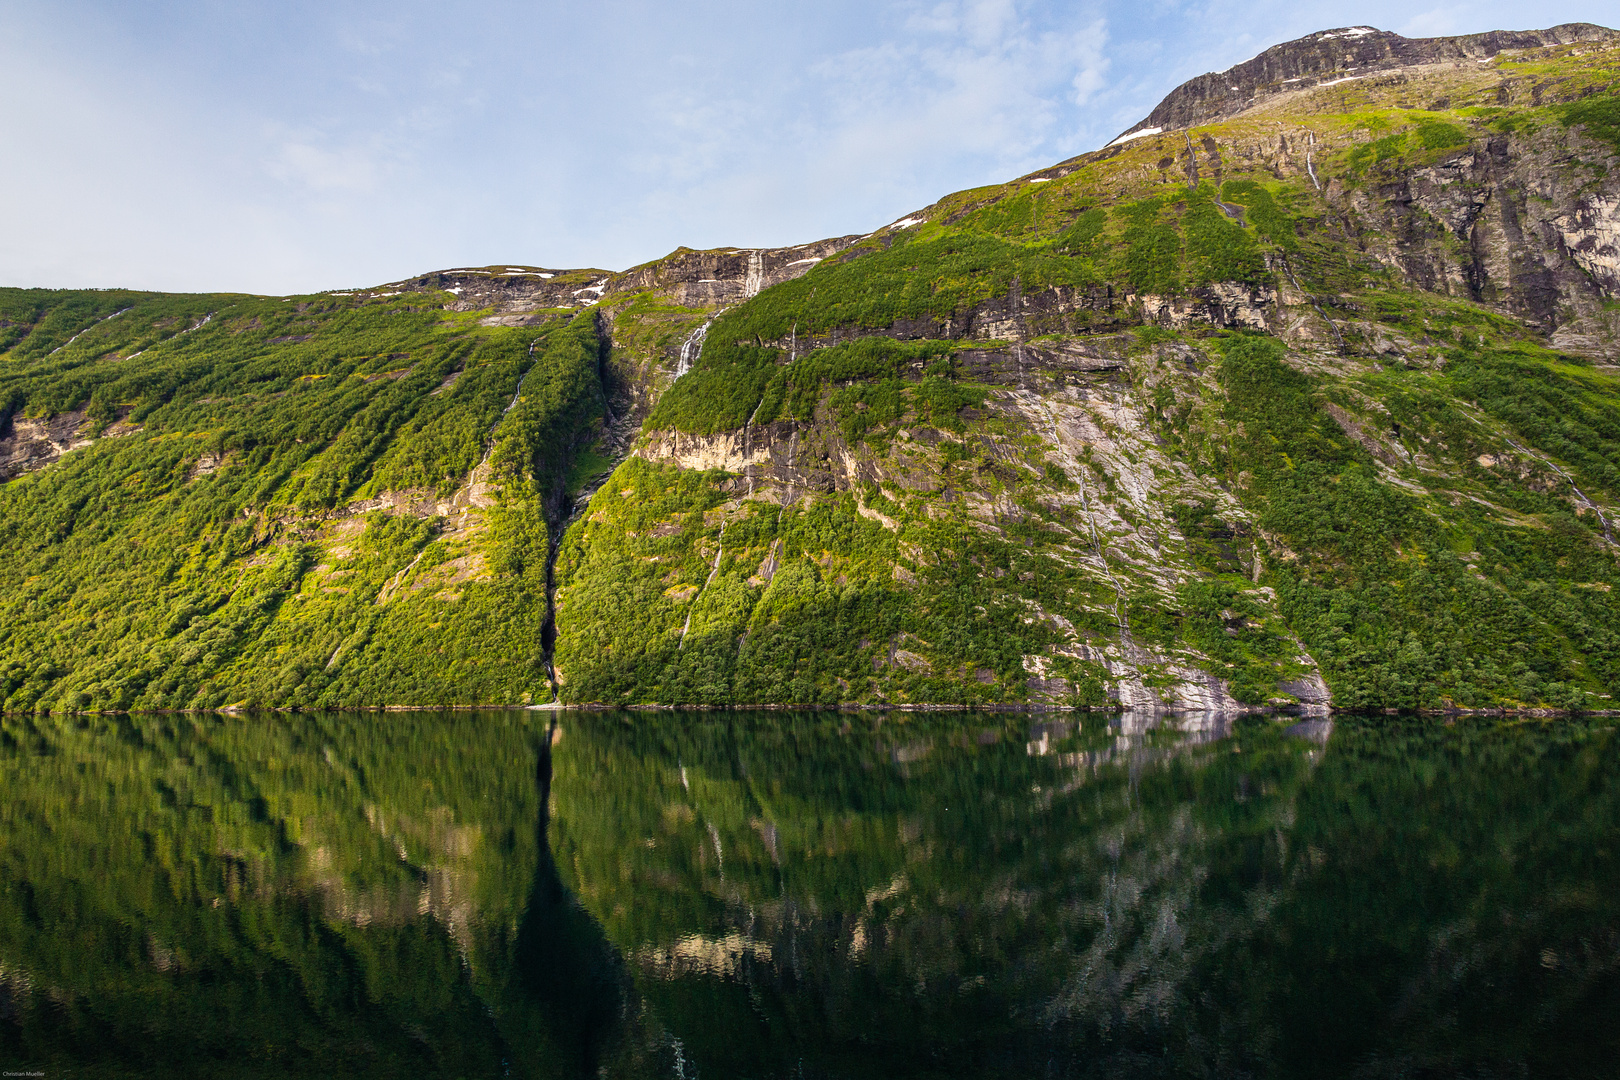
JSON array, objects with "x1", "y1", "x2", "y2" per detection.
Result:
[{"x1": 3, "y1": 0, "x2": 1615, "y2": 294}]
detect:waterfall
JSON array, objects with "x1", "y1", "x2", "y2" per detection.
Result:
[
  {"x1": 677, "y1": 517, "x2": 727, "y2": 647},
  {"x1": 675, "y1": 312, "x2": 722, "y2": 379},
  {"x1": 49, "y1": 306, "x2": 133, "y2": 355},
  {"x1": 743, "y1": 250, "x2": 764, "y2": 298}
]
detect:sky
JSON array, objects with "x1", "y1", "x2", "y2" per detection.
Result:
[{"x1": 2, "y1": 0, "x2": 1616, "y2": 294}]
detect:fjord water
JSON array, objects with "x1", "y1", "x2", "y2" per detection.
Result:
[{"x1": 1, "y1": 710, "x2": 1615, "y2": 1079}]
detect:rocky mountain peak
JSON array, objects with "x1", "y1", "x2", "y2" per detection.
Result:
[{"x1": 1110, "y1": 22, "x2": 1619, "y2": 144}]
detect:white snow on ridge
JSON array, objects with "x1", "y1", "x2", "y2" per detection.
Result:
[
  {"x1": 1317, "y1": 75, "x2": 1366, "y2": 88},
  {"x1": 1320, "y1": 26, "x2": 1377, "y2": 39},
  {"x1": 890, "y1": 216, "x2": 924, "y2": 229},
  {"x1": 1107, "y1": 126, "x2": 1163, "y2": 147},
  {"x1": 1028, "y1": 177, "x2": 1051, "y2": 183},
  {"x1": 786, "y1": 258, "x2": 822, "y2": 266}
]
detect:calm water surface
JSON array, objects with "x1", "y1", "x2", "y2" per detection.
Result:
[{"x1": 0, "y1": 709, "x2": 1616, "y2": 1078}]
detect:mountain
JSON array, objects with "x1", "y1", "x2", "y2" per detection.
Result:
[{"x1": 2, "y1": 24, "x2": 1618, "y2": 714}]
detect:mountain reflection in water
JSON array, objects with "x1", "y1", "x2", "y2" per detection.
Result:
[{"x1": 0, "y1": 709, "x2": 1615, "y2": 1078}]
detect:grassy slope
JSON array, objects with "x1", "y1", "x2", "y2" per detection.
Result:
[
  {"x1": 0, "y1": 290, "x2": 605, "y2": 711},
  {"x1": 556, "y1": 42, "x2": 1620, "y2": 710}
]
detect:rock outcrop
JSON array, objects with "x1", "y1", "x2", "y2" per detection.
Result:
[{"x1": 1113, "y1": 23, "x2": 1618, "y2": 142}]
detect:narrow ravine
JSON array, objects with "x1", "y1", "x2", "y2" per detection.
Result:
[{"x1": 538, "y1": 318, "x2": 621, "y2": 700}]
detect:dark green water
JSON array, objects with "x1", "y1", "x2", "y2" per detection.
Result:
[{"x1": 0, "y1": 709, "x2": 1616, "y2": 1079}]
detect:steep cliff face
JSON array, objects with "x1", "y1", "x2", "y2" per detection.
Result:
[
  {"x1": 0, "y1": 25, "x2": 1617, "y2": 714},
  {"x1": 1115, "y1": 23, "x2": 1618, "y2": 140},
  {"x1": 553, "y1": 25, "x2": 1620, "y2": 712}
]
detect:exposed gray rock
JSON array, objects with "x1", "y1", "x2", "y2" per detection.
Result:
[
  {"x1": 1113, "y1": 23, "x2": 1618, "y2": 143},
  {"x1": 0, "y1": 410, "x2": 139, "y2": 481}
]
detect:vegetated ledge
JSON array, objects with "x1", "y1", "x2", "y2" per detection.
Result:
[
  {"x1": 3, "y1": 702, "x2": 1614, "y2": 718},
  {"x1": 529, "y1": 701, "x2": 1618, "y2": 718}
]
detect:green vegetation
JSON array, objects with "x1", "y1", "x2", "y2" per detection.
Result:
[
  {"x1": 1413, "y1": 118, "x2": 1470, "y2": 149},
  {"x1": 1219, "y1": 180, "x2": 1300, "y2": 251},
  {"x1": 0, "y1": 289, "x2": 605, "y2": 711},
  {"x1": 493, "y1": 311, "x2": 608, "y2": 491},
  {"x1": 1558, "y1": 91, "x2": 1620, "y2": 153},
  {"x1": 1183, "y1": 185, "x2": 1268, "y2": 286},
  {"x1": 647, "y1": 230, "x2": 1097, "y2": 435},
  {"x1": 554, "y1": 457, "x2": 1143, "y2": 707},
  {"x1": 1215, "y1": 335, "x2": 1619, "y2": 709},
  {"x1": 1054, "y1": 206, "x2": 1107, "y2": 255},
  {"x1": 1121, "y1": 196, "x2": 1184, "y2": 294},
  {"x1": 1346, "y1": 132, "x2": 1410, "y2": 174}
]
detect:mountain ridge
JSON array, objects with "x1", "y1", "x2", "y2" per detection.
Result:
[
  {"x1": 1114, "y1": 22, "x2": 1620, "y2": 143},
  {"x1": 1, "y1": 23, "x2": 1619, "y2": 714}
]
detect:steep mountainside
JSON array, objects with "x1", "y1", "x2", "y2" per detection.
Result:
[{"x1": 3, "y1": 24, "x2": 1619, "y2": 713}]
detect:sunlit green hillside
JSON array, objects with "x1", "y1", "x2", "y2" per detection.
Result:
[
  {"x1": 0, "y1": 290, "x2": 603, "y2": 711},
  {"x1": 4, "y1": 27, "x2": 1620, "y2": 712}
]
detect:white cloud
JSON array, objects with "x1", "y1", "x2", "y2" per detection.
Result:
[{"x1": 806, "y1": 2, "x2": 1112, "y2": 172}]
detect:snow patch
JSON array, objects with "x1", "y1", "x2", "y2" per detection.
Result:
[
  {"x1": 1319, "y1": 26, "x2": 1377, "y2": 39},
  {"x1": 1028, "y1": 177, "x2": 1051, "y2": 183},
  {"x1": 1107, "y1": 126, "x2": 1163, "y2": 147},
  {"x1": 785, "y1": 257, "x2": 822, "y2": 266},
  {"x1": 889, "y1": 216, "x2": 924, "y2": 229},
  {"x1": 1317, "y1": 75, "x2": 1366, "y2": 88}
]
